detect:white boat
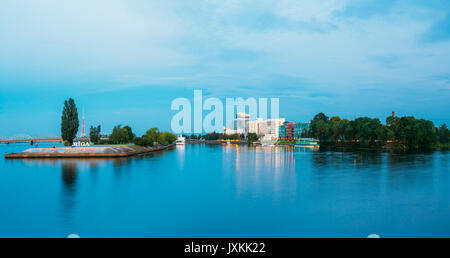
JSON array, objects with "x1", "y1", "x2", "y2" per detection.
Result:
[{"x1": 176, "y1": 135, "x2": 185, "y2": 145}]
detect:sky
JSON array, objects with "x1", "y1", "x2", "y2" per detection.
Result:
[{"x1": 1, "y1": 0, "x2": 450, "y2": 137}]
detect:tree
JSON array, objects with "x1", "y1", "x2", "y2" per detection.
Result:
[
  {"x1": 123, "y1": 126, "x2": 135, "y2": 142},
  {"x1": 438, "y1": 124, "x2": 450, "y2": 144},
  {"x1": 393, "y1": 116, "x2": 437, "y2": 149},
  {"x1": 353, "y1": 117, "x2": 382, "y2": 143},
  {"x1": 313, "y1": 112, "x2": 329, "y2": 122},
  {"x1": 134, "y1": 129, "x2": 176, "y2": 147},
  {"x1": 61, "y1": 98, "x2": 79, "y2": 145},
  {"x1": 247, "y1": 133, "x2": 259, "y2": 143},
  {"x1": 109, "y1": 125, "x2": 134, "y2": 144},
  {"x1": 133, "y1": 137, "x2": 147, "y2": 146},
  {"x1": 143, "y1": 127, "x2": 160, "y2": 146},
  {"x1": 311, "y1": 113, "x2": 331, "y2": 142},
  {"x1": 158, "y1": 132, "x2": 177, "y2": 145},
  {"x1": 89, "y1": 126, "x2": 100, "y2": 144}
]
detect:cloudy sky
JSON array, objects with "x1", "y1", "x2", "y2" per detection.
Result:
[{"x1": 1, "y1": 0, "x2": 449, "y2": 136}]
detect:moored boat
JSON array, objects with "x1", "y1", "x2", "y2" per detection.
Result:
[
  {"x1": 295, "y1": 138, "x2": 320, "y2": 148},
  {"x1": 176, "y1": 135, "x2": 185, "y2": 145}
]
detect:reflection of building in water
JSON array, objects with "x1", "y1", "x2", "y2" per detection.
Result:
[
  {"x1": 272, "y1": 146, "x2": 295, "y2": 171},
  {"x1": 176, "y1": 144, "x2": 186, "y2": 169},
  {"x1": 225, "y1": 144, "x2": 297, "y2": 175},
  {"x1": 226, "y1": 145, "x2": 298, "y2": 201}
]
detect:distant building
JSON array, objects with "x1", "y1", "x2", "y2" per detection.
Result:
[
  {"x1": 247, "y1": 118, "x2": 286, "y2": 145},
  {"x1": 248, "y1": 118, "x2": 263, "y2": 135},
  {"x1": 261, "y1": 118, "x2": 286, "y2": 139},
  {"x1": 223, "y1": 127, "x2": 244, "y2": 135},
  {"x1": 226, "y1": 112, "x2": 250, "y2": 135},
  {"x1": 279, "y1": 122, "x2": 311, "y2": 140}
]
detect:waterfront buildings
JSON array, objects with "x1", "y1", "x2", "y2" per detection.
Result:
[
  {"x1": 278, "y1": 122, "x2": 311, "y2": 140},
  {"x1": 224, "y1": 114, "x2": 314, "y2": 145},
  {"x1": 248, "y1": 118, "x2": 286, "y2": 138},
  {"x1": 224, "y1": 112, "x2": 250, "y2": 135}
]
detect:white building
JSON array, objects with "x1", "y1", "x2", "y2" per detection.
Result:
[
  {"x1": 227, "y1": 112, "x2": 250, "y2": 135},
  {"x1": 223, "y1": 127, "x2": 244, "y2": 135},
  {"x1": 248, "y1": 118, "x2": 263, "y2": 135},
  {"x1": 248, "y1": 118, "x2": 285, "y2": 139}
]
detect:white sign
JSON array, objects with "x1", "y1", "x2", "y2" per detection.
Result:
[{"x1": 72, "y1": 141, "x2": 90, "y2": 147}]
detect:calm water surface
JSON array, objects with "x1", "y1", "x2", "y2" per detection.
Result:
[{"x1": 0, "y1": 143, "x2": 449, "y2": 237}]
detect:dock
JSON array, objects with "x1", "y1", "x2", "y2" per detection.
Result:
[{"x1": 4, "y1": 144, "x2": 174, "y2": 159}]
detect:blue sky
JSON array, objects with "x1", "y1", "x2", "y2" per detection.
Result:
[{"x1": 1, "y1": 0, "x2": 450, "y2": 137}]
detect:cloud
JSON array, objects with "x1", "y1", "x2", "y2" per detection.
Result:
[{"x1": 1, "y1": 0, "x2": 450, "y2": 134}]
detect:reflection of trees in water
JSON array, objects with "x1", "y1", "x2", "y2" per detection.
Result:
[
  {"x1": 386, "y1": 151, "x2": 435, "y2": 189},
  {"x1": 312, "y1": 149, "x2": 384, "y2": 169},
  {"x1": 62, "y1": 161, "x2": 77, "y2": 188},
  {"x1": 311, "y1": 149, "x2": 438, "y2": 193},
  {"x1": 60, "y1": 161, "x2": 78, "y2": 228},
  {"x1": 386, "y1": 151, "x2": 434, "y2": 167},
  {"x1": 112, "y1": 158, "x2": 132, "y2": 175},
  {"x1": 112, "y1": 157, "x2": 129, "y2": 167}
]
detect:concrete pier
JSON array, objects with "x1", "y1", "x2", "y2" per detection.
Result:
[{"x1": 4, "y1": 144, "x2": 174, "y2": 159}]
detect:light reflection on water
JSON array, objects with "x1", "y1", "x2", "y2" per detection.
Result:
[{"x1": 0, "y1": 143, "x2": 449, "y2": 237}]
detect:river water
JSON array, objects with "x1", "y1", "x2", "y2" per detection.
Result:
[{"x1": 0, "y1": 143, "x2": 449, "y2": 237}]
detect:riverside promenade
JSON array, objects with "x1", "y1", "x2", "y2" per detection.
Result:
[{"x1": 4, "y1": 144, "x2": 174, "y2": 159}]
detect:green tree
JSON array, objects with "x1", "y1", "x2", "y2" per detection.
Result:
[
  {"x1": 158, "y1": 132, "x2": 177, "y2": 145},
  {"x1": 89, "y1": 126, "x2": 100, "y2": 144},
  {"x1": 247, "y1": 133, "x2": 259, "y2": 143},
  {"x1": 138, "y1": 127, "x2": 161, "y2": 146},
  {"x1": 353, "y1": 117, "x2": 382, "y2": 143},
  {"x1": 438, "y1": 124, "x2": 450, "y2": 144},
  {"x1": 313, "y1": 113, "x2": 329, "y2": 122},
  {"x1": 394, "y1": 117, "x2": 437, "y2": 149},
  {"x1": 134, "y1": 129, "x2": 176, "y2": 146},
  {"x1": 123, "y1": 126, "x2": 135, "y2": 142},
  {"x1": 109, "y1": 125, "x2": 134, "y2": 144},
  {"x1": 61, "y1": 98, "x2": 79, "y2": 145},
  {"x1": 311, "y1": 113, "x2": 331, "y2": 142}
]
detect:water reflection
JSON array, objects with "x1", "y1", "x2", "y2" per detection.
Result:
[
  {"x1": 60, "y1": 161, "x2": 78, "y2": 227},
  {"x1": 386, "y1": 152, "x2": 436, "y2": 191},
  {"x1": 222, "y1": 145, "x2": 323, "y2": 201},
  {"x1": 176, "y1": 145, "x2": 185, "y2": 169}
]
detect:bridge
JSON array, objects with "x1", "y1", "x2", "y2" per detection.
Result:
[{"x1": 0, "y1": 134, "x2": 88, "y2": 144}]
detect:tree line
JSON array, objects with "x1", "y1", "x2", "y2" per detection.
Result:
[
  {"x1": 91, "y1": 125, "x2": 176, "y2": 147},
  {"x1": 310, "y1": 112, "x2": 450, "y2": 149}
]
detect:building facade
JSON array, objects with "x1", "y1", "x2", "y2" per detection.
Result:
[
  {"x1": 248, "y1": 118, "x2": 286, "y2": 139},
  {"x1": 224, "y1": 112, "x2": 250, "y2": 135},
  {"x1": 278, "y1": 122, "x2": 311, "y2": 140}
]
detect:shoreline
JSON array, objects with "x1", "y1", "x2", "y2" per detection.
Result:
[
  {"x1": 4, "y1": 144, "x2": 175, "y2": 159},
  {"x1": 186, "y1": 140, "x2": 248, "y2": 145}
]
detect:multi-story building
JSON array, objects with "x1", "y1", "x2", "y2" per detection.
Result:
[
  {"x1": 248, "y1": 118, "x2": 263, "y2": 135},
  {"x1": 223, "y1": 127, "x2": 244, "y2": 135},
  {"x1": 248, "y1": 118, "x2": 286, "y2": 139},
  {"x1": 224, "y1": 112, "x2": 251, "y2": 135},
  {"x1": 278, "y1": 122, "x2": 311, "y2": 140}
]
